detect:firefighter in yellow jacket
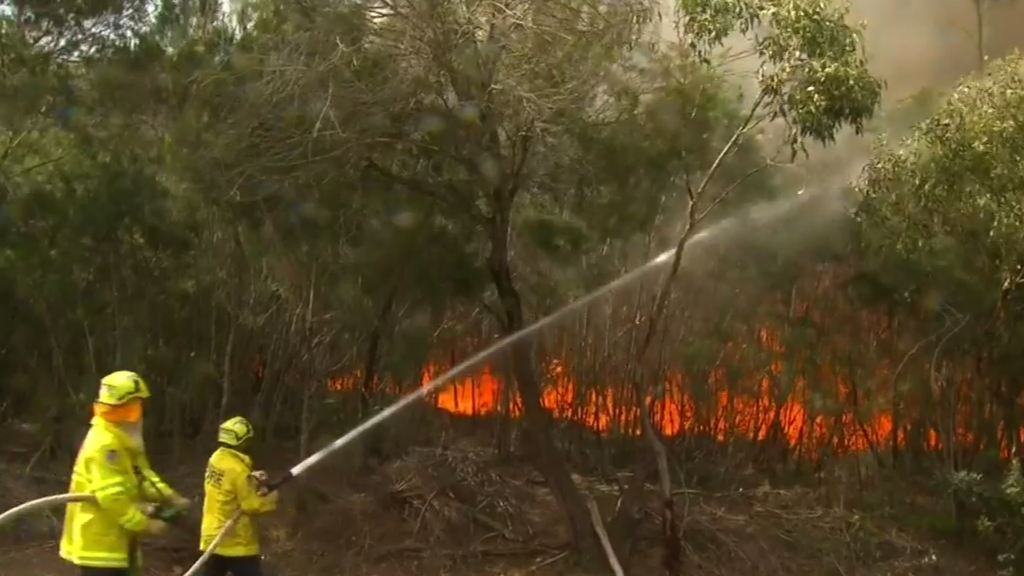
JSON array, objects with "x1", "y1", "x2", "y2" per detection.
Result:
[
  {"x1": 200, "y1": 416, "x2": 278, "y2": 576},
  {"x1": 60, "y1": 370, "x2": 190, "y2": 576}
]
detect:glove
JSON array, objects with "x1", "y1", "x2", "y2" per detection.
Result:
[
  {"x1": 250, "y1": 471, "x2": 271, "y2": 496},
  {"x1": 142, "y1": 519, "x2": 168, "y2": 535}
]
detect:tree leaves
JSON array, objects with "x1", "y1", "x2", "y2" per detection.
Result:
[
  {"x1": 857, "y1": 53, "x2": 1024, "y2": 333},
  {"x1": 679, "y1": 0, "x2": 883, "y2": 150}
]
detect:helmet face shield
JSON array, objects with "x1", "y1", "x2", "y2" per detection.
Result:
[
  {"x1": 93, "y1": 398, "x2": 143, "y2": 424},
  {"x1": 218, "y1": 416, "x2": 255, "y2": 447}
]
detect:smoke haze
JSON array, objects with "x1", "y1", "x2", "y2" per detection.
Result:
[
  {"x1": 851, "y1": 0, "x2": 1024, "y2": 101},
  {"x1": 660, "y1": 0, "x2": 1024, "y2": 183}
]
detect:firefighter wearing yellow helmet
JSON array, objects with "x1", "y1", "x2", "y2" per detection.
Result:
[
  {"x1": 60, "y1": 370, "x2": 190, "y2": 576},
  {"x1": 200, "y1": 416, "x2": 278, "y2": 576}
]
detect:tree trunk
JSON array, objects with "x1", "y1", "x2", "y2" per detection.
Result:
[
  {"x1": 357, "y1": 283, "x2": 398, "y2": 466},
  {"x1": 359, "y1": 284, "x2": 399, "y2": 418},
  {"x1": 219, "y1": 321, "x2": 235, "y2": 423},
  {"x1": 494, "y1": 350, "x2": 516, "y2": 459},
  {"x1": 486, "y1": 207, "x2": 605, "y2": 569},
  {"x1": 972, "y1": 0, "x2": 986, "y2": 69}
]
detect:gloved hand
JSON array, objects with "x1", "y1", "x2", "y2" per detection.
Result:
[
  {"x1": 142, "y1": 518, "x2": 168, "y2": 536},
  {"x1": 250, "y1": 470, "x2": 271, "y2": 496}
]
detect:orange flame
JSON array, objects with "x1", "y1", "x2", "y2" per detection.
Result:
[
  {"x1": 425, "y1": 367, "x2": 1017, "y2": 456},
  {"x1": 327, "y1": 326, "x2": 1021, "y2": 458}
]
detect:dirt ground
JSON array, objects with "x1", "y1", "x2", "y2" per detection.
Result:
[{"x1": 0, "y1": 441, "x2": 995, "y2": 576}]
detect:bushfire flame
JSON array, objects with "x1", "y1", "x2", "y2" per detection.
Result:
[
  {"x1": 330, "y1": 327, "x2": 1021, "y2": 459},
  {"x1": 419, "y1": 362, "x2": 982, "y2": 457}
]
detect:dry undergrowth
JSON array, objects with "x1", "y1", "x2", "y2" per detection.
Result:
[
  {"x1": 0, "y1": 441, "x2": 985, "y2": 576},
  {"x1": 272, "y1": 441, "x2": 963, "y2": 576}
]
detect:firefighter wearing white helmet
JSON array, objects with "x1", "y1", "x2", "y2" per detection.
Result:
[
  {"x1": 200, "y1": 416, "x2": 278, "y2": 576},
  {"x1": 60, "y1": 370, "x2": 190, "y2": 576}
]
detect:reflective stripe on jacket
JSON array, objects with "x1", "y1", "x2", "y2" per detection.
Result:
[
  {"x1": 59, "y1": 417, "x2": 179, "y2": 568},
  {"x1": 200, "y1": 447, "x2": 278, "y2": 556}
]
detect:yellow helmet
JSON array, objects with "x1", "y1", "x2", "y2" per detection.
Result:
[
  {"x1": 97, "y1": 371, "x2": 150, "y2": 406},
  {"x1": 218, "y1": 416, "x2": 254, "y2": 447}
]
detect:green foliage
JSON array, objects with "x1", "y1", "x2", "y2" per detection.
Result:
[
  {"x1": 679, "y1": 0, "x2": 883, "y2": 151},
  {"x1": 857, "y1": 54, "x2": 1024, "y2": 314},
  {"x1": 0, "y1": 0, "x2": 892, "y2": 454},
  {"x1": 0, "y1": 0, "x2": 898, "y2": 564},
  {"x1": 0, "y1": 0, "x2": 771, "y2": 438},
  {"x1": 856, "y1": 55, "x2": 1024, "y2": 573},
  {"x1": 951, "y1": 462, "x2": 1024, "y2": 575}
]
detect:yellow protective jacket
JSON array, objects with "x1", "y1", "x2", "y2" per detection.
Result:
[
  {"x1": 60, "y1": 417, "x2": 180, "y2": 569},
  {"x1": 200, "y1": 447, "x2": 277, "y2": 556}
]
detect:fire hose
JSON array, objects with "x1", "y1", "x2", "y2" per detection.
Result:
[
  {"x1": 0, "y1": 301, "x2": 607, "y2": 573},
  {"x1": 0, "y1": 303, "x2": 614, "y2": 575},
  {"x1": 0, "y1": 328, "x2": 540, "y2": 576},
  {"x1": 0, "y1": 375, "x2": 488, "y2": 576},
  {"x1": 0, "y1": 493, "x2": 93, "y2": 525},
  {"x1": 0, "y1": 247, "x2": 676, "y2": 574},
  {"x1": 0, "y1": 486, "x2": 247, "y2": 575}
]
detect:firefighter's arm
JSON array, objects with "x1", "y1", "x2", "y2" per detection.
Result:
[
  {"x1": 234, "y1": 467, "x2": 278, "y2": 514},
  {"x1": 86, "y1": 445, "x2": 149, "y2": 532},
  {"x1": 135, "y1": 452, "x2": 182, "y2": 503}
]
